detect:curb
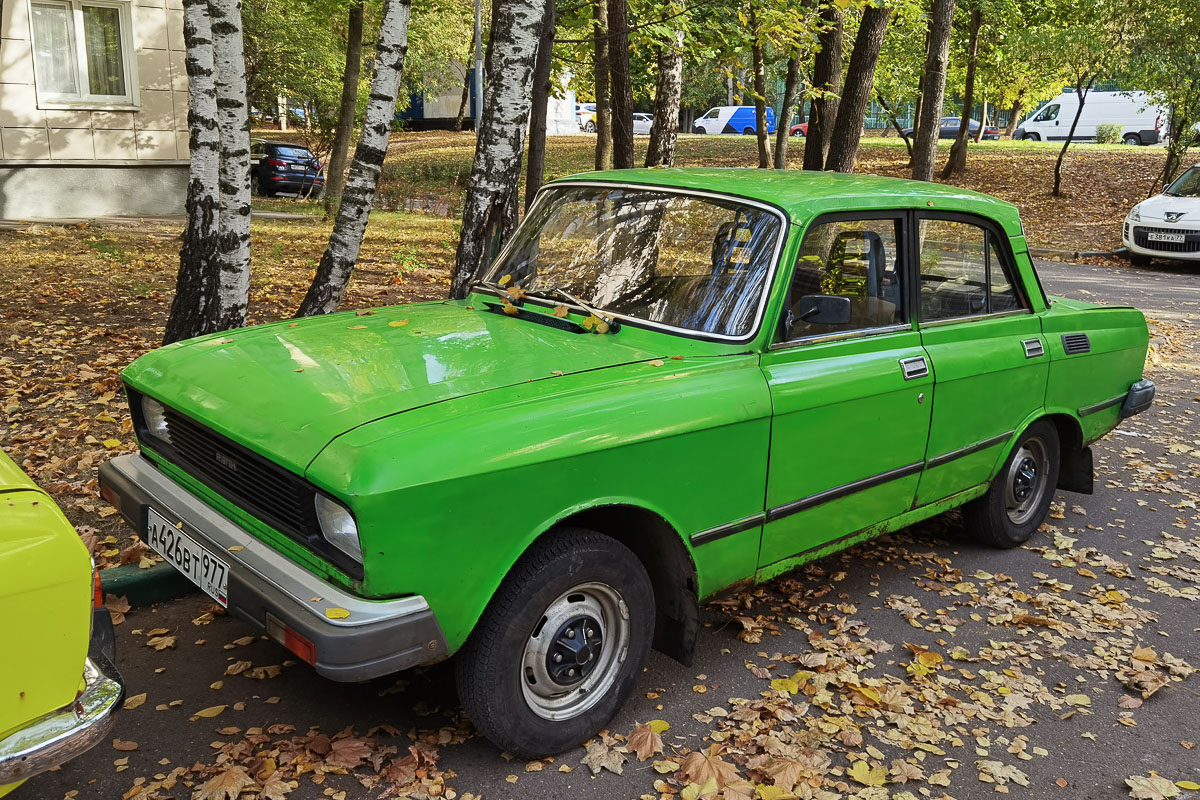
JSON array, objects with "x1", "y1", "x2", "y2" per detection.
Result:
[
  {"x1": 101, "y1": 562, "x2": 195, "y2": 607},
  {"x1": 1029, "y1": 247, "x2": 1119, "y2": 259}
]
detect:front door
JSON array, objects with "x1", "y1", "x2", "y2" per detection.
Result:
[
  {"x1": 914, "y1": 214, "x2": 1048, "y2": 505},
  {"x1": 758, "y1": 214, "x2": 933, "y2": 570}
]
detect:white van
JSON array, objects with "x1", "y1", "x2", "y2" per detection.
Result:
[
  {"x1": 692, "y1": 106, "x2": 776, "y2": 135},
  {"x1": 1015, "y1": 90, "x2": 1165, "y2": 145}
]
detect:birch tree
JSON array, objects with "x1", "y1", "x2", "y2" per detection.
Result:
[
  {"x1": 592, "y1": 0, "x2": 613, "y2": 170},
  {"x1": 607, "y1": 0, "x2": 634, "y2": 169},
  {"x1": 323, "y1": 1, "x2": 366, "y2": 217},
  {"x1": 449, "y1": 0, "x2": 545, "y2": 298},
  {"x1": 164, "y1": 0, "x2": 221, "y2": 345},
  {"x1": 524, "y1": 0, "x2": 556, "y2": 208},
  {"x1": 296, "y1": 0, "x2": 413, "y2": 315},
  {"x1": 644, "y1": 8, "x2": 684, "y2": 168},
  {"x1": 910, "y1": 0, "x2": 956, "y2": 181}
]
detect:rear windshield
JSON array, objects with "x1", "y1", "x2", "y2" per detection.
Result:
[{"x1": 272, "y1": 146, "x2": 314, "y2": 160}]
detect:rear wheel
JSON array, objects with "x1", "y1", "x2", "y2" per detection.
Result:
[
  {"x1": 455, "y1": 528, "x2": 654, "y2": 758},
  {"x1": 1123, "y1": 133, "x2": 1142, "y2": 146},
  {"x1": 584, "y1": 120, "x2": 596, "y2": 133},
  {"x1": 742, "y1": 127, "x2": 755, "y2": 136},
  {"x1": 256, "y1": 175, "x2": 272, "y2": 197},
  {"x1": 1025, "y1": 132, "x2": 1040, "y2": 142},
  {"x1": 963, "y1": 420, "x2": 1059, "y2": 548}
]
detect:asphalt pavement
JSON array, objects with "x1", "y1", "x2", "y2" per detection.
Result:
[{"x1": 30, "y1": 258, "x2": 1200, "y2": 800}]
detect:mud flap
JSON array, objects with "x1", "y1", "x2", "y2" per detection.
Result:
[{"x1": 1057, "y1": 446, "x2": 1094, "y2": 495}]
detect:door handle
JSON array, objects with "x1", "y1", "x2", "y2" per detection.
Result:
[
  {"x1": 1022, "y1": 338, "x2": 1045, "y2": 358},
  {"x1": 899, "y1": 356, "x2": 929, "y2": 380}
]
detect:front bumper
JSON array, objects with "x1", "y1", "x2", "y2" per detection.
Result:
[
  {"x1": 99, "y1": 454, "x2": 448, "y2": 682},
  {"x1": 0, "y1": 630, "x2": 123, "y2": 785},
  {"x1": 1122, "y1": 223, "x2": 1200, "y2": 261}
]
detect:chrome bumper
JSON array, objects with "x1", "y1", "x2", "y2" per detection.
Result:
[{"x1": 0, "y1": 656, "x2": 123, "y2": 784}]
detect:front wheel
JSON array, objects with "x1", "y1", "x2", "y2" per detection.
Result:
[
  {"x1": 692, "y1": 127, "x2": 706, "y2": 134},
  {"x1": 455, "y1": 528, "x2": 654, "y2": 758},
  {"x1": 1130, "y1": 253, "x2": 1151, "y2": 267},
  {"x1": 1123, "y1": 133, "x2": 1142, "y2": 146},
  {"x1": 584, "y1": 120, "x2": 597, "y2": 133},
  {"x1": 962, "y1": 420, "x2": 1060, "y2": 548}
]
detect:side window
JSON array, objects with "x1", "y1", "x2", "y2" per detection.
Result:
[
  {"x1": 785, "y1": 217, "x2": 904, "y2": 340},
  {"x1": 1037, "y1": 104, "x2": 1060, "y2": 122},
  {"x1": 918, "y1": 218, "x2": 1024, "y2": 320}
]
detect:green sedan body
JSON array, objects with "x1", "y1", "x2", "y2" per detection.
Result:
[{"x1": 100, "y1": 169, "x2": 1153, "y2": 755}]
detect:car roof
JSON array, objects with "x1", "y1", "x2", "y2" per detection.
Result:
[
  {"x1": 265, "y1": 141, "x2": 312, "y2": 150},
  {"x1": 549, "y1": 168, "x2": 1023, "y2": 230}
]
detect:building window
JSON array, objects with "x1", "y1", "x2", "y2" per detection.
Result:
[{"x1": 29, "y1": 0, "x2": 137, "y2": 107}]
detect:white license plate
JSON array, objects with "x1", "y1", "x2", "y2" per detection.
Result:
[
  {"x1": 144, "y1": 508, "x2": 229, "y2": 606},
  {"x1": 1148, "y1": 232, "x2": 1186, "y2": 243}
]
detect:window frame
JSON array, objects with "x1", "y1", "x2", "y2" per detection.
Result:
[
  {"x1": 28, "y1": 0, "x2": 140, "y2": 110},
  {"x1": 912, "y1": 210, "x2": 1032, "y2": 327},
  {"x1": 772, "y1": 210, "x2": 913, "y2": 349}
]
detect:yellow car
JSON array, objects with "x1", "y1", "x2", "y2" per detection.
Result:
[{"x1": 0, "y1": 449, "x2": 124, "y2": 796}]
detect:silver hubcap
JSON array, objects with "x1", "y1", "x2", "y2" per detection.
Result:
[
  {"x1": 520, "y1": 582, "x2": 630, "y2": 721},
  {"x1": 1004, "y1": 436, "x2": 1049, "y2": 526}
]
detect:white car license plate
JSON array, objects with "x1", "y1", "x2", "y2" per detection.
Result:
[
  {"x1": 144, "y1": 508, "x2": 229, "y2": 606},
  {"x1": 1147, "y1": 231, "x2": 1186, "y2": 243}
]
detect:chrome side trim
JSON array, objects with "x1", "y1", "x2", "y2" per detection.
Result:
[
  {"x1": 768, "y1": 323, "x2": 912, "y2": 350},
  {"x1": 925, "y1": 430, "x2": 1014, "y2": 469},
  {"x1": 766, "y1": 461, "x2": 925, "y2": 523},
  {"x1": 0, "y1": 659, "x2": 122, "y2": 784},
  {"x1": 690, "y1": 513, "x2": 765, "y2": 546},
  {"x1": 102, "y1": 454, "x2": 430, "y2": 628},
  {"x1": 1079, "y1": 394, "x2": 1125, "y2": 417},
  {"x1": 920, "y1": 309, "x2": 1032, "y2": 327}
]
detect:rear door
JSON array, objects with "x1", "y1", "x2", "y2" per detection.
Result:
[
  {"x1": 914, "y1": 213, "x2": 1048, "y2": 505},
  {"x1": 758, "y1": 213, "x2": 933, "y2": 570}
]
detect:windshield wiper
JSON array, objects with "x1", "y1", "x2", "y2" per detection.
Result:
[{"x1": 522, "y1": 287, "x2": 620, "y2": 333}]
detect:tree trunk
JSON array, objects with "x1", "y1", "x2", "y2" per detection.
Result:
[
  {"x1": 449, "y1": 0, "x2": 545, "y2": 298},
  {"x1": 164, "y1": 0, "x2": 221, "y2": 344},
  {"x1": 877, "y1": 91, "x2": 912, "y2": 156},
  {"x1": 454, "y1": 39, "x2": 474, "y2": 131},
  {"x1": 208, "y1": 0, "x2": 252, "y2": 330},
  {"x1": 939, "y1": 6, "x2": 980, "y2": 179},
  {"x1": 773, "y1": 50, "x2": 800, "y2": 169},
  {"x1": 824, "y1": 4, "x2": 890, "y2": 173},
  {"x1": 592, "y1": 0, "x2": 612, "y2": 170},
  {"x1": 323, "y1": 1, "x2": 365, "y2": 218},
  {"x1": 296, "y1": 0, "x2": 412, "y2": 316},
  {"x1": 748, "y1": 6, "x2": 771, "y2": 168},
  {"x1": 1005, "y1": 91, "x2": 1024, "y2": 137},
  {"x1": 910, "y1": 0, "x2": 955, "y2": 181},
  {"x1": 974, "y1": 93, "x2": 986, "y2": 143},
  {"x1": 525, "y1": 0, "x2": 556, "y2": 209},
  {"x1": 1052, "y1": 76, "x2": 1094, "y2": 197},
  {"x1": 607, "y1": 0, "x2": 634, "y2": 169},
  {"x1": 803, "y1": 4, "x2": 844, "y2": 171},
  {"x1": 644, "y1": 21, "x2": 684, "y2": 167}
]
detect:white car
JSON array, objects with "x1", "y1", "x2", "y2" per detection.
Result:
[
  {"x1": 632, "y1": 113, "x2": 653, "y2": 135},
  {"x1": 1016, "y1": 90, "x2": 1164, "y2": 146},
  {"x1": 1122, "y1": 165, "x2": 1200, "y2": 265}
]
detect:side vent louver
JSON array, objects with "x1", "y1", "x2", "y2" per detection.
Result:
[{"x1": 1062, "y1": 333, "x2": 1091, "y2": 355}]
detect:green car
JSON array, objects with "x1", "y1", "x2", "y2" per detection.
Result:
[
  {"x1": 99, "y1": 170, "x2": 1153, "y2": 756},
  {"x1": 1, "y1": 450, "x2": 124, "y2": 796}
]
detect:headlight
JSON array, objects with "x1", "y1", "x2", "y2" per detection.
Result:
[
  {"x1": 314, "y1": 494, "x2": 361, "y2": 563},
  {"x1": 1128, "y1": 205, "x2": 1141, "y2": 222},
  {"x1": 141, "y1": 395, "x2": 171, "y2": 443}
]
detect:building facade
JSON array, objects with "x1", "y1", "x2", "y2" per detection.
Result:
[{"x1": 0, "y1": 0, "x2": 189, "y2": 218}]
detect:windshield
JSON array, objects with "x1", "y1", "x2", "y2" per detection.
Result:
[
  {"x1": 1166, "y1": 166, "x2": 1200, "y2": 197},
  {"x1": 481, "y1": 184, "x2": 784, "y2": 339}
]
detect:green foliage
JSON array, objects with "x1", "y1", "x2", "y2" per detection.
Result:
[{"x1": 1095, "y1": 123, "x2": 1122, "y2": 144}]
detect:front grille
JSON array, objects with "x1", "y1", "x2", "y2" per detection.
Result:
[
  {"x1": 127, "y1": 388, "x2": 362, "y2": 579},
  {"x1": 1132, "y1": 225, "x2": 1200, "y2": 253}
]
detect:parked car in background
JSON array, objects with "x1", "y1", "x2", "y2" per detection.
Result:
[
  {"x1": 101, "y1": 168, "x2": 1153, "y2": 760},
  {"x1": 1015, "y1": 91, "x2": 1164, "y2": 145},
  {"x1": 692, "y1": 105, "x2": 776, "y2": 135},
  {"x1": 250, "y1": 140, "x2": 325, "y2": 197},
  {"x1": 790, "y1": 122, "x2": 866, "y2": 137},
  {"x1": 901, "y1": 117, "x2": 1001, "y2": 140},
  {"x1": 632, "y1": 113, "x2": 653, "y2": 135},
  {"x1": 576, "y1": 103, "x2": 597, "y2": 133},
  {"x1": 0, "y1": 450, "x2": 123, "y2": 797},
  {"x1": 1122, "y1": 164, "x2": 1200, "y2": 265}
]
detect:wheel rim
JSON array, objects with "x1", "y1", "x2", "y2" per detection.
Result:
[
  {"x1": 520, "y1": 582, "x2": 630, "y2": 721},
  {"x1": 1004, "y1": 435, "x2": 1050, "y2": 526}
]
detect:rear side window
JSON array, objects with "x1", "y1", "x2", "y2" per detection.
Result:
[
  {"x1": 272, "y1": 146, "x2": 314, "y2": 160},
  {"x1": 918, "y1": 219, "x2": 1023, "y2": 320}
]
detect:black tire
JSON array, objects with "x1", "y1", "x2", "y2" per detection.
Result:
[
  {"x1": 1025, "y1": 132, "x2": 1040, "y2": 142},
  {"x1": 742, "y1": 127, "x2": 755, "y2": 136},
  {"x1": 256, "y1": 175, "x2": 272, "y2": 197},
  {"x1": 692, "y1": 127, "x2": 706, "y2": 134},
  {"x1": 962, "y1": 420, "x2": 1060, "y2": 548},
  {"x1": 1130, "y1": 253, "x2": 1152, "y2": 267},
  {"x1": 584, "y1": 120, "x2": 597, "y2": 133},
  {"x1": 791, "y1": 129, "x2": 804, "y2": 137},
  {"x1": 455, "y1": 528, "x2": 654, "y2": 758},
  {"x1": 1122, "y1": 133, "x2": 1142, "y2": 146}
]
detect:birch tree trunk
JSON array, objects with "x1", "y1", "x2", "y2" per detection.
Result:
[
  {"x1": 525, "y1": 0, "x2": 556, "y2": 209},
  {"x1": 773, "y1": 50, "x2": 800, "y2": 169},
  {"x1": 802, "y1": 5, "x2": 844, "y2": 171},
  {"x1": 164, "y1": 0, "x2": 220, "y2": 345},
  {"x1": 644, "y1": 21, "x2": 683, "y2": 167},
  {"x1": 974, "y1": 94, "x2": 986, "y2": 143},
  {"x1": 296, "y1": 0, "x2": 412, "y2": 316},
  {"x1": 449, "y1": 0, "x2": 544, "y2": 298},
  {"x1": 323, "y1": 1, "x2": 365, "y2": 217},
  {"x1": 825, "y1": 4, "x2": 890, "y2": 173},
  {"x1": 593, "y1": 0, "x2": 612, "y2": 169},
  {"x1": 749, "y1": 5, "x2": 772, "y2": 169},
  {"x1": 911, "y1": 0, "x2": 955, "y2": 181},
  {"x1": 607, "y1": 0, "x2": 634, "y2": 169},
  {"x1": 940, "y1": 6, "x2": 981, "y2": 178},
  {"x1": 208, "y1": 0, "x2": 251, "y2": 330},
  {"x1": 454, "y1": 39, "x2": 474, "y2": 131}
]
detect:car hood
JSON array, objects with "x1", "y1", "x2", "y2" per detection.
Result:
[
  {"x1": 123, "y1": 301, "x2": 672, "y2": 473},
  {"x1": 1133, "y1": 194, "x2": 1200, "y2": 223}
]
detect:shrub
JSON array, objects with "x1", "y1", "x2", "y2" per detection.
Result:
[{"x1": 1095, "y1": 123, "x2": 1123, "y2": 144}]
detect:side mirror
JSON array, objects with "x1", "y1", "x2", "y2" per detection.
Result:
[
  {"x1": 1163, "y1": 183, "x2": 1170, "y2": 193},
  {"x1": 796, "y1": 294, "x2": 852, "y2": 325}
]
